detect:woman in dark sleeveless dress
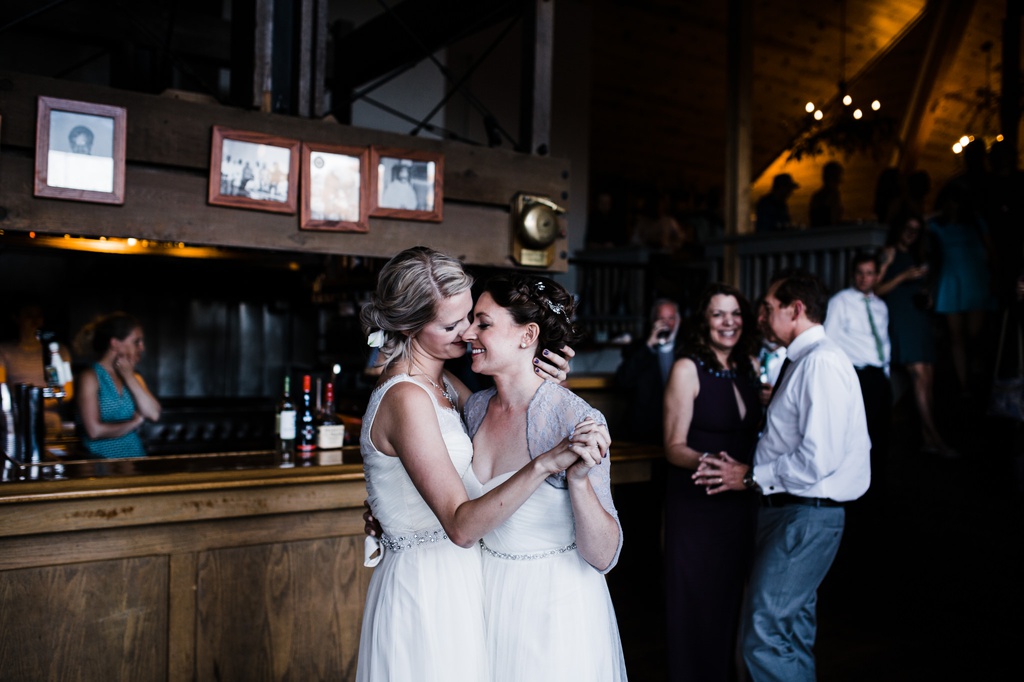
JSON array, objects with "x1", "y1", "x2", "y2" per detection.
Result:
[
  {"x1": 662, "y1": 283, "x2": 762, "y2": 682},
  {"x1": 876, "y1": 210, "x2": 956, "y2": 457}
]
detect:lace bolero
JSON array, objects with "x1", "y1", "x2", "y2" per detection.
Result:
[{"x1": 464, "y1": 381, "x2": 623, "y2": 572}]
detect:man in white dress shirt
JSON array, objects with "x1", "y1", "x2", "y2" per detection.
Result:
[
  {"x1": 824, "y1": 252, "x2": 892, "y2": 510},
  {"x1": 693, "y1": 269, "x2": 870, "y2": 682}
]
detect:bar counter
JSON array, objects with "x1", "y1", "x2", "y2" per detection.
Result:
[
  {"x1": 0, "y1": 444, "x2": 372, "y2": 681},
  {"x1": 0, "y1": 440, "x2": 661, "y2": 681}
]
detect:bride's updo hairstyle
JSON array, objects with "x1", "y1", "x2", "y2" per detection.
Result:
[
  {"x1": 360, "y1": 246, "x2": 474, "y2": 368},
  {"x1": 482, "y1": 274, "x2": 580, "y2": 358}
]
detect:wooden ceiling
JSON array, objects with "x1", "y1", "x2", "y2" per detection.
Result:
[
  {"x1": 589, "y1": 0, "x2": 1019, "y2": 225},
  {"x1": 0, "y1": 0, "x2": 1018, "y2": 229}
]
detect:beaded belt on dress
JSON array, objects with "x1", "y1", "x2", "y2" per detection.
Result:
[
  {"x1": 479, "y1": 539, "x2": 577, "y2": 561},
  {"x1": 379, "y1": 527, "x2": 448, "y2": 552}
]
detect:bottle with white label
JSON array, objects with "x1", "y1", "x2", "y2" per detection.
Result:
[
  {"x1": 276, "y1": 376, "x2": 297, "y2": 451},
  {"x1": 44, "y1": 342, "x2": 63, "y2": 387}
]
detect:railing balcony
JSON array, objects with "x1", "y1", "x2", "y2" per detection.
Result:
[{"x1": 704, "y1": 223, "x2": 889, "y2": 301}]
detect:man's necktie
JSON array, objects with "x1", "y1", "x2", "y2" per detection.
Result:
[
  {"x1": 768, "y1": 357, "x2": 791, "y2": 404},
  {"x1": 758, "y1": 356, "x2": 792, "y2": 434},
  {"x1": 863, "y1": 295, "x2": 885, "y2": 364}
]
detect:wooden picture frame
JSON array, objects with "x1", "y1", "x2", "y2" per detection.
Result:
[
  {"x1": 208, "y1": 126, "x2": 300, "y2": 214},
  {"x1": 34, "y1": 96, "x2": 127, "y2": 205},
  {"x1": 300, "y1": 142, "x2": 370, "y2": 232},
  {"x1": 369, "y1": 146, "x2": 443, "y2": 222}
]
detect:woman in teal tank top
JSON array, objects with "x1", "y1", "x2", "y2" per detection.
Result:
[{"x1": 74, "y1": 312, "x2": 161, "y2": 459}]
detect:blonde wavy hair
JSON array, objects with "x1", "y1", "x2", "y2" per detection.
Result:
[{"x1": 360, "y1": 246, "x2": 473, "y2": 369}]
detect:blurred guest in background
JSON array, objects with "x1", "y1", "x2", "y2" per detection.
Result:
[
  {"x1": 872, "y1": 167, "x2": 905, "y2": 226},
  {"x1": 755, "y1": 173, "x2": 799, "y2": 232},
  {"x1": 586, "y1": 189, "x2": 626, "y2": 248},
  {"x1": 74, "y1": 312, "x2": 161, "y2": 458},
  {"x1": 632, "y1": 188, "x2": 689, "y2": 253},
  {"x1": 906, "y1": 169, "x2": 933, "y2": 218},
  {"x1": 928, "y1": 181, "x2": 998, "y2": 398},
  {"x1": 614, "y1": 298, "x2": 681, "y2": 444},
  {"x1": 809, "y1": 161, "x2": 845, "y2": 227},
  {"x1": 662, "y1": 283, "x2": 762, "y2": 682},
  {"x1": 876, "y1": 210, "x2": 956, "y2": 458},
  {"x1": 985, "y1": 140, "x2": 1024, "y2": 308},
  {"x1": 825, "y1": 253, "x2": 893, "y2": 506}
]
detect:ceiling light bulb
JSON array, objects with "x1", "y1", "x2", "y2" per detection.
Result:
[
  {"x1": 871, "y1": 100, "x2": 881, "y2": 111},
  {"x1": 126, "y1": 238, "x2": 138, "y2": 246},
  {"x1": 814, "y1": 110, "x2": 824, "y2": 121},
  {"x1": 805, "y1": 102, "x2": 815, "y2": 113},
  {"x1": 853, "y1": 109, "x2": 863, "y2": 119},
  {"x1": 997, "y1": 134, "x2": 1005, "y2": 141},
  {"x1": 953, "y1": 143, "x2": 963, "y2": 153},
  {"x1": 960, "y1": 136, "x2": 970, "y2": 146},
  {"x1": 843, "y1": 95, "x2": 852, "y2": 106}
]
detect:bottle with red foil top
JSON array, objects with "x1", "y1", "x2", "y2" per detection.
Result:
[
  {"x1": 296, "y1": 374, "x2": 317, "y2": 456},
  {"x1": 316, "y1": 380, "x2": 345, "y2": 450}
]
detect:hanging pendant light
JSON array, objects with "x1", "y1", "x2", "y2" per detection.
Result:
[
  {"x1": 788, "y1": 0, "x2": 897, "y2": 161},
  {"x1": 950, "y1": 40, "x2": 1003, "y2": 155}
]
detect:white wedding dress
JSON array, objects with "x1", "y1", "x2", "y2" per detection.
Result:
[
  {"x1": 356, "y1": 375, "x2": 489, "y2": 682},
  {"x1": 464, "y1": 383, "x2": 628, "y2": 682}
]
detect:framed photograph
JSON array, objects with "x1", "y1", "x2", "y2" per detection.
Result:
[
  {"x1": 369, "y1": 147, "x2": 443, "y2": 222},
  {"x1": 300, "y1": 142, "x2": 369, "y2": 232},
  {"x1": 208, "y1": 126, "x2": 300, "y2": 214},
  {"x1": 34, "y1": 96, "x2": 127, "y2": 205}
]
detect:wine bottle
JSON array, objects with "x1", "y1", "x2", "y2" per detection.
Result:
[
  {"x1": 44, "y1": 342, "x2": 63, "y2": 387},
  {"x1": 316, "y1": 379, "x2": 345, "y2": 451},
  {"x1": 276, "y1": 376, "x2": 297, "y2": 450},
  {"x1": 296, "y1": 374, "x2": 317, "y2": 456}
]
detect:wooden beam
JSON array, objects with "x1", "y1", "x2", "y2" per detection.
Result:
[
  {"x1": 312, "y1": 0, "x2": 329, "y2": 118},
  {"x1": 519, "y1": 0, "x2": 554, "y2": 155},
  {"x1": 724, "y1": 0, "x2": 753, "y2": 286},
  {"x1": 1001, "y1": 0, "x2": 1022, "y2": 164},
  {"x1": 296, "y1": 0, "x2": 314, "y2": 118},
  {"x1": 331, "y1": 0, "x2": 519, "y2": 90},
  {"x1": 894, "y1": 0, "x2": 977, "y2": 171}
]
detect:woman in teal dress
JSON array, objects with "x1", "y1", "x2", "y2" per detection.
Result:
[
  {"x1": 74, "y1": 312, "x2": 161, "y2": 458},
  {"x1": 877, "y1": 210, "x2": 955, "y2": 457},
  {"x1": 927, "y1": 182, "x2": 997, "y2": 398}
]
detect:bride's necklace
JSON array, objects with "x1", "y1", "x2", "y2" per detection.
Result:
[{"x1": 415, "y1": 371, "x2": 456, "y2": 409}]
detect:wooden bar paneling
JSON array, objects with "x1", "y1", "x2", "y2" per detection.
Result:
[
  {"x1": 0, "y1": 472, "x2": 371, "y2": 681},
  {"x1": 194, "y1": 535, "x2": 368, "y2": 681},
  {"x1": 0, "y1": 557, "x2": 168, "y2": 681},
  {"x1": 168, "y1": 551, "x2": 199, "y2": 682}
]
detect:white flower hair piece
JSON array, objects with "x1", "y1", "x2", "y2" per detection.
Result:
[{"x1": 367, "y1": 329, "x2": 386, "y2": 348}]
